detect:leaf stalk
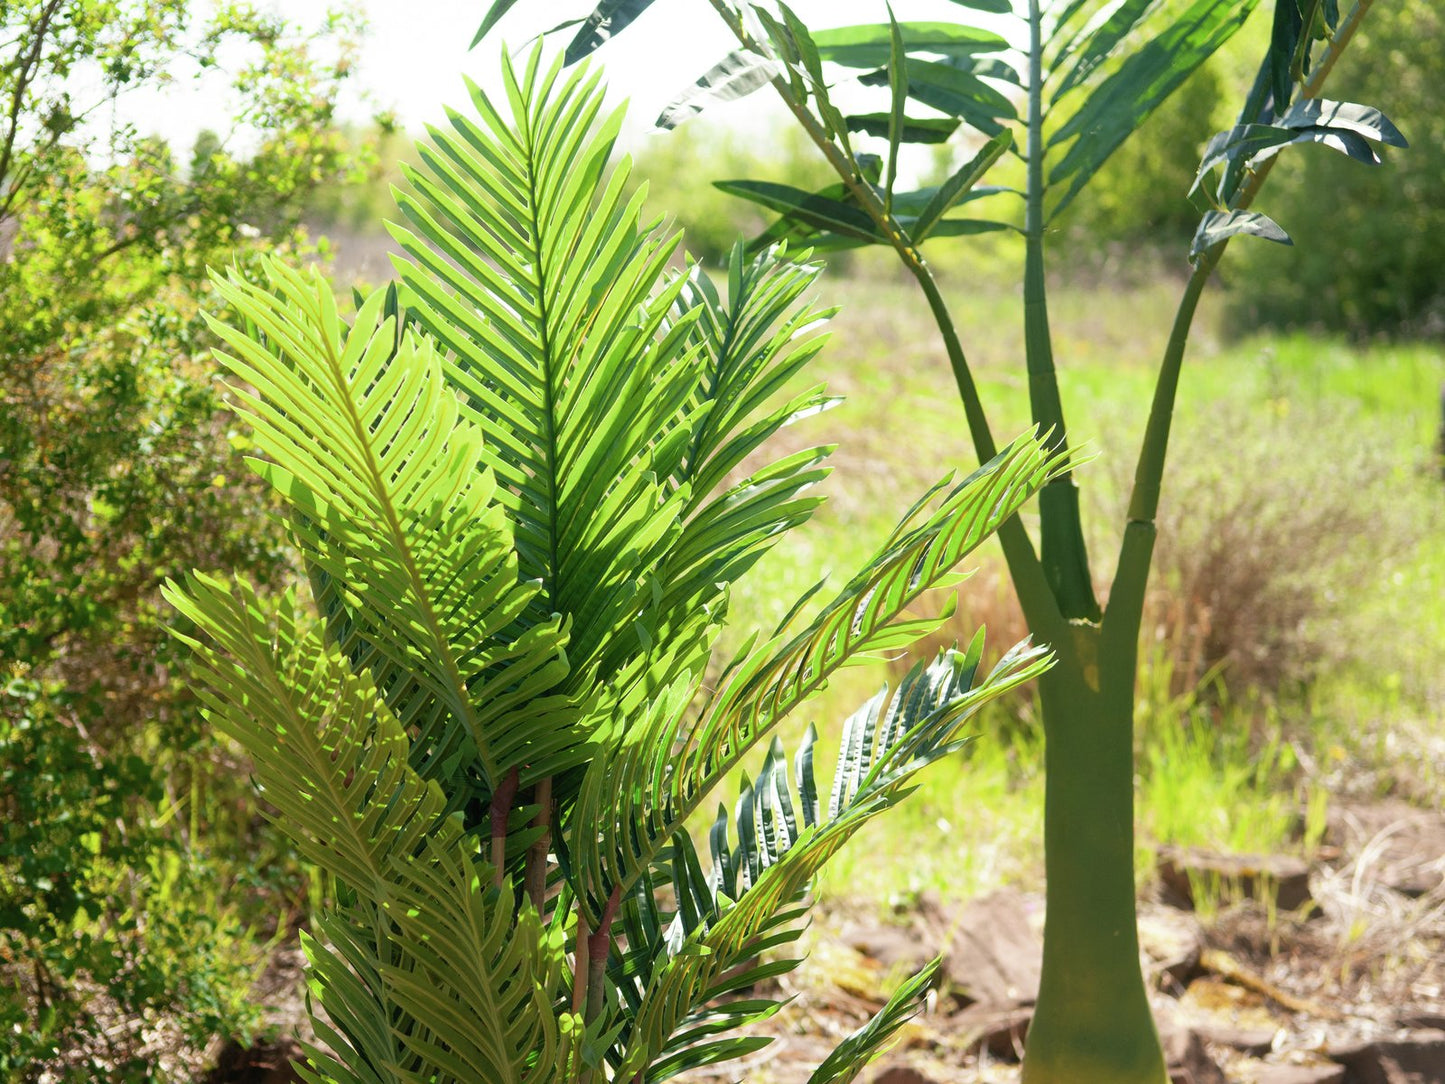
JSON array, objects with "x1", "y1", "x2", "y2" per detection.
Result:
[{"x1": 490, "y1": 765, "x2": 520, "y2": 889}]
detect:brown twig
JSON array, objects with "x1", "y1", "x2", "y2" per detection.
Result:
[
  {"x1": 0, "y1": 0, "x2": 65, "y2": 218},
  {"x1": 489, "y1": 765, "x2": 519, "y2": 890},
  {"x1": 524, "y1": 775, "x2": 552, "y2": 912},
  {"x1": 1200, "y1": 948, "x2": 1343, "y2": 1019}
]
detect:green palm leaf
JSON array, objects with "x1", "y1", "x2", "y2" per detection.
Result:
[
  {"x1": 613, "y1": 641, "x2": 1050, "y2": 1078},
  {"x1": 645, "y1": 246, "x2": 837, "y2": 634},
  {"x1": 571, "y1": 432, "x2": 1062, "y2": 921},
  {"x1": 376, "y1": 839, "x2": 579, "y2": 1082},
  {"x1": 1044, "y1": 0, "x2": 1260, "y2": 219},
  {"x1": 204, "y1": 262, "x2": 577, "y2": 794},
  {"x1": 164, "y1": 574, "x2": 452, "y2": 896},
  {"x1": 390, "y1": 53, "x2": 842, "y2": 753},
  {"x1": 164, "y1": 576, "x2": 578, "y2": 1084},
  {"x1": 806, "y1": 959, "x2": 942, "y2": 1084},
  {"x1": 390, "y1": 52, "x2": 695, "y2": 692}
]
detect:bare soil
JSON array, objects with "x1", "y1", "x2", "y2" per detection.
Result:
[
  {"x1": 667, "y1": 797, "x2": 1445, "y2": 1084},
  {"x1": 200, "y1": 798, "x2": 1445, "y2": 1084}
]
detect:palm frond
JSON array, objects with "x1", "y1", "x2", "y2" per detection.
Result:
[
  {"x1": 206, "y1": 263, "x2": 578, "y2": 795},
  {"x1": 389, "y1": 50, "x2": 697, "y2": 693},
  {"x1": 806, "y1": 959, "x2": 942, "y2": 1084},
  {"x1": 389, "y1": 54, "x2": 846, "y2": 805},
  {"x1": 376, "y1": 839, "x2": 579, "y2": 1082},
  {"x1": 610, "y1": 642, "x2": 1051, "y2": 1078},
  {"x1": 164, "y1": 575, "x2": 454, "y2": 891},
  {"x1": 641, "y1": 246, "x2": 838, "y2": 651},
  {"x1": 165, "y1": 575, "x2": 579, "y2": 1083},
  {"x1": 570, "y1": 431, "x2": 1063, "y2": 917}
]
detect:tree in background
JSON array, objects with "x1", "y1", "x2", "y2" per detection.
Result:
[
  {"x1": 1227, "y1": 0, "x2": 1443, "y2": 335},
  {"x1": 0, "y1": 2, "x2": 368, "y2": 1076}
]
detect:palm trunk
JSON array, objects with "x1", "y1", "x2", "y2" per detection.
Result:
[{"x1": 1022, "y1": 636, "x2": 1167, "y2": 1084}]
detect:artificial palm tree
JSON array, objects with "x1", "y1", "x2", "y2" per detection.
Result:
[{"x1": 166, "y1": 48, "x2": 1065, "y2": 1082}]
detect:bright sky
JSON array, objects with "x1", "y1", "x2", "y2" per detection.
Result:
[{"x1": 134, "y1": 0, "x2": 1016, "y2": 154}]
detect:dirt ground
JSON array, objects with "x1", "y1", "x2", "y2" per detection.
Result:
[
  {"x1": 198, "y1": 797, "x2": 1445, "y2": 1084},
  {"x1": 666, "y1": 798, "x2": 1445, "y2": 1084}
]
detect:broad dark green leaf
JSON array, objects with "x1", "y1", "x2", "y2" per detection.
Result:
[
  {"x1": 565, "y1": 0, "x2": 659, "y2": 64},
  {"x1": 772, "y1": 3, "x2": 856, "y2": 152},
  {"x1": 890, "y1": 182, "x2": 1015, "y2": 218},
  {"x1": 470, "y1": 0, "x2": 521, "y2": 47},
  {"x1": 1050, "y1": 0, "x2": 1165, "y2": 102},
  {"x1": 1258, "y1": 125, "x2": 1381, "y2": 165},
  {"x1": 1196, "y1": 122, "x2": 1383, "y2": 182},
  {"x1": 812, "y1": 22, "x2": 1009, "y2": 69},
  {"x1": 861, "y1": 58, "x2": 1017, "y2": 134},
  {"x1": 657, "y1": 50, "x2": 782, "y2": 130},
  {"x1": 1278, "y1": 98, "x2": 1407, "y2": 148},
  {"x1": 1190, "y1": 209, "x2": 1291, "y2": 259},
  {"x1": 1267, "y1": 0, "x2": 1305, "y2": 108},
  {"x1": 714, "y1": 179, "x2": 885, "y2": 243},
  {"x1": 913, "y1": 130, "x2": 1012, "y2": 240},
  {"x1": 846, "y1": 112, "x2": 960, "y2": 144},
  {"x1": 936, "y1": 53, "x2": 1023, "y2": 85},
  {"x1": 1045, "y1": 0, "x2": 1259, "y2": 221},
  {"x1": 1191, "y1": 122, "x2": 1299, "y2": 195},
  {"x1": 919, "y1": 216, "x2": 1014, "y2": 238}
]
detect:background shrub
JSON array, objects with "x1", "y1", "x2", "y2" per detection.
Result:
[
  {"x1": 0, "y1": 2, "x2": 367, "y2": 1073},
  {"x1": 1224, "y1": 0, "x2": 1445, "y2": 336}
]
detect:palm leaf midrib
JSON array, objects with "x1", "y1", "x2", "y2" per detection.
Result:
[
  {"x1": 516, "y1": 65, "x2": 566, "y2": 617},
  {"x1": 308, "y1": 292, "x2": 495, "y2": 786}
]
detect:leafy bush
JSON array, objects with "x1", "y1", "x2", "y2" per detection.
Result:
[
  {"x1": 167, "y1": 50, "x2": 1060, "y2": 1082},
  {"x1": 0, "y1": 681, "x2": 266, "y2": 1083},
  {"x1": 0, "y1": 2, "x2": 365, "y2": 1073}
]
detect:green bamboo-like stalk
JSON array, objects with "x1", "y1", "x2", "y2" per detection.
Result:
[
  {"x1": 1024, "y1": 10, "x2": 1376, "y2": 1078},
  {"x1": 1024, "y1": 648, "x2": 1168, "y2": 1084},
  {"x1": 1023, "y1": 0, "x2": 1100, "y2": 626},
  {"x1": 1015, "y1": 0, "x2": 1161, "y2": 1074}
]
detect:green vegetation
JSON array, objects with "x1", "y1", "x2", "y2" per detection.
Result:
[
  {"x1": 485, "y1": 1, "x2": 1412, "y2": 1080},
  {"x1": 1228, "y1": 0, "x2": 1445, "y2": 335},
  {"x1": 0, "y1": 2, "x2": 365, "y2": 1076},
  {"x1": 168, "y1": 51, "x2": 1060, "y2": 1082},
  {"x1": 1, "y1": 1, "x2": 1439, "y2": 1080}
]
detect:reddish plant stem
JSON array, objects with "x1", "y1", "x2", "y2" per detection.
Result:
[
  {"x1": 585, "y1": 885, "x2": 622, "y2": 1024},
  {"x1": 524, "y1": 775, "x2": 552, "y2": 912},
  {"x1": 489, "y1": 766, "x2": 520, "y2": 890}
]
